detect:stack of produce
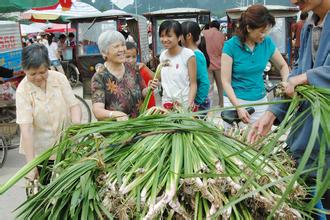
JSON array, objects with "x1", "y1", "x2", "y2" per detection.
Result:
[{"x1": 0, "y1": 84, "x2": 329, "y2": 219}]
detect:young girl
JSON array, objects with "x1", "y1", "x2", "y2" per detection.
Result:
[
  {"x1": 158, "y1": 20, "x2": 197, "y2": 109},
  {"x1": 125, "y1": 41, "x2": 156, "y2": 108},
  {"x1": 181, "y1": 21, "x2": 210, "y2": 112}
]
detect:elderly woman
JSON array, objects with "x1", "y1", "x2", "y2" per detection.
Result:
[
  {"x1": 91, "y1": 30, "x2": 158, "y2": 121},
  {"x1": 221, "y1": 5, "x2": 289, "y2": 125},
  {"x1": 16, "y1": 43, "x2": 81, "y2": 182}
]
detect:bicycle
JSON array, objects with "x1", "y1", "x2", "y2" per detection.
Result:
[
  {"x1": 0, "y1": 101, "x2": 17, "y2": 168},
  {"x1": 0, "y1": 136, "x2": 7, "y2": 168},
  {"x1": 75, "y1": 94, "x2": 92, "y2": 123},
  {"x1": 61, "y1": 61, "x2": 81, "y2": 88}
]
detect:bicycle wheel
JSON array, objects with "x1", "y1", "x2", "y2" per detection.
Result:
[
  {"x1": 75, "y1": 95, "x2": 92, "y2": 123},
  {"x1": 0, "y1": 136, "x2": 8, "y2": 168},
  {"x1": 63, "y1": 63, "x2": 80, "y2": 87}
]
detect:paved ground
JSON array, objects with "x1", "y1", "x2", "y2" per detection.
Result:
[
  {"x1": 0, "y1": 85, "x2": 222, "y2": 219},
  {"x1": 0, "y1": 144, "x2": 26, "y2": 219}
]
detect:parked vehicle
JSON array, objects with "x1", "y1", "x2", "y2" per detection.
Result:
[
  {"x1": 0, "y1": 20, "x2": 23, "y2": 75},
  {"x1": 143, "y1": 8, "x2": 211, "y2": 58},
  {"x1": 226, "y1": 5, "x2": 299, "y2": 80},
  {"x1": 68, "y1": 10, "x2": 150, "y2": 99}
]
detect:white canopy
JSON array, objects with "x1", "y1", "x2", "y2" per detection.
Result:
[
  {"x1": 22, "y1": 1, "x2": 100, "y2": 21},
  {"x1": 20, "y1": 24, "x2": 43, "y2": 35}
]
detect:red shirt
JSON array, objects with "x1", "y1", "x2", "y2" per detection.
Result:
[
  {"x1": 202, "y1": 27, "x2": 225, "y2": 70},
  {"x1": 140, "y1": 66, "x2": 156, "y2": 108},
  {"x1": 292, "y1": 20, "x2": 305, "y2": 48}
]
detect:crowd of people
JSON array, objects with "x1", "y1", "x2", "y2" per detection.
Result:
[{"x1": 21, "y1": 32, "x2": 76, "y2": 74}]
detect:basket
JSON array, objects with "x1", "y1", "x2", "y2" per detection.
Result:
[
  {"x1": 0, "y1": 99, "x2": 15, "y2": 108},
  {"x1": 0, "y1": 122, "x2": 18, "y2": 138}
]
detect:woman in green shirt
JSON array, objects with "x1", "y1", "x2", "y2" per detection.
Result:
[{"x1": 221, "y1": 4, "x2": 289, "y2": 125}]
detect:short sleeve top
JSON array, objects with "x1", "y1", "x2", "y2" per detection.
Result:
[
  {"x1": 223, "y1": 36, "x2": 276, "y2": 101},
  {"x1": 159, "y1": 47, "x2": 195, "y2": 106},
  {"x1": 16, "y1": 71, "x2": 78, "y2": 156},
  {"x1": 91, "y1": 63, "x2": 146, "y2": 118},
  {"x1": 194, "y1": 49, "x2": 210, "y2": 105}
]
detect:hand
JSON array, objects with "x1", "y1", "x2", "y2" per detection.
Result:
[
  {"x1": 26, "y1": 168, "x2": 39, "y2": 181},
  {"x1": 114, "y1": 111, "x2": 129, "y2": 121},
  {"x1": 0, "y1": 77, "x2": 4, "y2": 83},
  {"x1": 247, "y1": 111, "x2": 276, "y2": 144},
  {"x1": 237, "y1": 107, "x2": 250, "y2": 124},
  {"x1": 188, "y1": 102, "x2": 198, "y2": 112},
  {"x1": 282, "y1": 78, "x2": 296, "y2": 97},
  {"x1": 148, "y1": 79, "x2": 159, "y2": 91}
]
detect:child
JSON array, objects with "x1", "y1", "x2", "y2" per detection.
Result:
[
  {"x1": 181, "y1": 21, "x2": 211, "y2": 113},
  {"x1": 125, "y1": 42, "x2": 156, "y2": 108},
  {"x1": 158, "y1": 20, "x2": 197, "y2": 109}
]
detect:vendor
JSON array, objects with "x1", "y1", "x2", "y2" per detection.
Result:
[{"x1": 248, "y1": 0, "x2": 330, "y2": 217}]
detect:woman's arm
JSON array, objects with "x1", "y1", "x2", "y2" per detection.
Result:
[
  {"x1": 20, "y1": 124, "x2": 38, "y2": 180},
  {"x1": 92, "y1": 102, "x2": 128, "y2": 121},
  {"x1": 221, "y1": 54, "x2": 250, "y2": 123},
  {"x1": 270, "y1": 49, "x2": 289, "y2": 81},
  {"x1": 70, "y1": 104, "x2": 81, "y2": 124},
  {"x1": 187, "y1": 56, "x2": 197, "y2": 107}
]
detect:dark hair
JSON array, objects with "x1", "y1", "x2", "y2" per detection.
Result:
[
  {"x1": 181, "y1": 21, "x2": 201, "y2": 42},
  {"x1": 59, "y1": 34, "x2": 66, "y2": 40},
  {"x1": 300, "y1": 12, "x2": 308, "y2": 20},
  {"x1": 198, "y1": 36, "x2": 210, "y2": 68},
  {"x1": 203, "y1": 23, "x2": 209, "y2": 30},
  {"x1": 22, "y1": 43, "x2": 50, "y2": 70},
  {"x1": 236, "y1": 4, "x2": 275, "y2": 43},
  {"x1": 209, "y1": 20, "x2": 220, "y2": 30},
  {"x1": 126, "y1": 41, "x2": 137, "y2": 51},
  {"x1": 158, "y1": 20, "x2": 182, "y2": 38},
  {"x1": 47, "y1": 33, "x2": 54, "y2": 45},
  {"x1": 68, "y1": 33, "x2": 75, "y2": 38},
  {"x1": 120, "y1": 30, "x2": 129, "y2": 39}
]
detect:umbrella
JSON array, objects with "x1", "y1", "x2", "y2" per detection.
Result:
[
  {"x1": 0, "y1": 0, "x2": 57, "y2": 13},
  {"x1": 22, "y1": 1, "x2": 100, "y2": 22},
  {"x1": 29, "y1": 22, "x2": 52, "y2": 30},
  {"x1": 20, "y1": 24, "x2": 43, "y2": 35},
  {"x1": 45, "y1": 27, "x2": 76, "y2": 33},
  {"x1": 45, "y1": 24, "x2": 75, "y2": 33}
]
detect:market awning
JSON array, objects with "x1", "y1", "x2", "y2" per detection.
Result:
[
  {"x1": 45, "y1": 24, "x2": 76, "y2": 33},
  {"x1": 0, "y1": 0, "x2": 58, "y2": 13},
  {"x1": 20, "y1": 24, "x2": 43, "y2": 35},
  {"x1": 22, "y1": 1, "x2": 100, "y2": 23}
]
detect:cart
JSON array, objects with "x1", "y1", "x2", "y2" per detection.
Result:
[{"x1": 68, "y1": 10, "x2": 150, "y2": 99}]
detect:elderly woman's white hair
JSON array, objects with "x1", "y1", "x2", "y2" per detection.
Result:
[{"x1": 97, "y1": 30, "x2": 125, "y2": 58}]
